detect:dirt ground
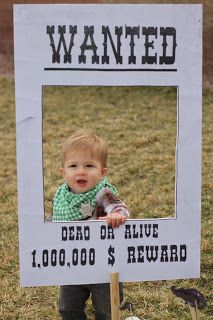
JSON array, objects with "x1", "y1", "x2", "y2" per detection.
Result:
[{"x1": 0, "y1": 53, "x2": 14, "y2": 77}]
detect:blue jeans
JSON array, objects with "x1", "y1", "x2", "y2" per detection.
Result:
[{"x1": 59, "y1": 283, "x2": 123, "y2": 320}]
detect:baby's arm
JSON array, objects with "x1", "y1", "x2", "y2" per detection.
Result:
[{"x1": 96, "y1": 188, "x2": 129, "y2": 228}]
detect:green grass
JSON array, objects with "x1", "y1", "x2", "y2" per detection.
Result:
[{"x1": 1, "y1": 77, "x2": 213, "y2": 319}]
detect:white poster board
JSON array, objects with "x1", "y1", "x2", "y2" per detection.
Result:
[{"x1": 14, "y1": 4, "x2": 202, "y2": 287}]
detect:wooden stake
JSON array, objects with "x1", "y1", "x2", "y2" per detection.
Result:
[{"x1": 110, "y1": 272, "x2": 121, "y2": 320}]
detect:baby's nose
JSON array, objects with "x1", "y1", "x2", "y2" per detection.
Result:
[{"x1": 78, "y1": 166, "x2": 86, "y2": 174}]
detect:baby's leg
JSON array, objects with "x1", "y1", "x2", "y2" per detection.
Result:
[
  {"x1": 59, "y1": 285, "x2": 90, "y2": 320},
  {"x1": 90, "y1": 283, "x2": 123, "y2": 320}
]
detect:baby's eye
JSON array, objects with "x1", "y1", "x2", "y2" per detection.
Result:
[
  {"x1": 86, "y1": 164, "x2": 95, "y2": 168},
  {"x1": 69, "y1": 164, "x2": 77, "y2": 168}
]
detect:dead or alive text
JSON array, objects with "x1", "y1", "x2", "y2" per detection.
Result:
[
  {"x1": 61, "y1": 223, "x2": 159, "y2": 241},
  {"x1": 127, "y1": 244, "x2": 187, "y2": 263},
  {"x1": 124, "y1": 223, "x2": 158, "y2": 239},
  {"x1": 46, "y1": 25, "x2": 177, "y2": 65},
  {"x1": 61, "y1": 225, "x2": 115, "y2": 241}
]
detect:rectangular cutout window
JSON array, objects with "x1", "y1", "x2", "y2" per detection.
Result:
[{"x1": 42, "y1": 86, "x2": 177, "y2": 220}]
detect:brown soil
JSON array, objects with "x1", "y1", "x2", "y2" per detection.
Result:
[{"x1": 0, "y1": 53, "x2": 14, "y2": 78}]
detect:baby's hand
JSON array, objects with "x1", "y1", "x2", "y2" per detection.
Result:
[{"x1": 98, "y1": 211, "x2": 127, "y2": 228}]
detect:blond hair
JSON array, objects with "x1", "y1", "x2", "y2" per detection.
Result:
[{"x1": 61, "y1": 130, "x2": 108, "y2": 168}]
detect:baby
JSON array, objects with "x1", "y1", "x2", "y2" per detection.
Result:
[
  {"x1": 52, "y1": 130, "x2": 129, "y2": 320},
  {"x1": 52, "y1": 130, "x2": 129, "y2": 227}
]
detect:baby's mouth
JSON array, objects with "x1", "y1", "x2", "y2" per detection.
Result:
[{"x1": 76, "y1": 179, "x2": 87, "y2": 186}]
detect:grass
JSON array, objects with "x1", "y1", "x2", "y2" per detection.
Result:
[{"x1": 0, "y1": 77, "x2": 213, "y2": 319}]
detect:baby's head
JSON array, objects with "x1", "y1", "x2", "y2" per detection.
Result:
[
  {"x1": 60, "y1": 131, "x2": 108, "y2": 193},
  {"x1": 61, "y1": 130, "x2": 108, "y2": 168}
]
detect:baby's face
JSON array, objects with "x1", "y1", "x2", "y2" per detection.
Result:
[{"x1": 61, "y1": 150, "x2": 107, "y2": 193}]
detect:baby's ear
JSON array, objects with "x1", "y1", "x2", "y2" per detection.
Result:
[
  {"x1": 60, "y1": 167, "x2": 65, "y2": 177},
  {"x1": 102, "y1": 167, "x2": 107, "y2": 177}
]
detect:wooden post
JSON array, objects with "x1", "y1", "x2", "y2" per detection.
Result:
[{"x1": 110, "y1": 272, "x2": 121, "y2": 320}]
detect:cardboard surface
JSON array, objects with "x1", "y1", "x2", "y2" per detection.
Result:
[{"x1": 14, "y1": 4, "x2": 202, "y2": 286}]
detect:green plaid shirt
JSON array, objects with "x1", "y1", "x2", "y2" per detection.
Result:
[{"x1": 52, "y1": 177, "x2": 118, "y2": 222}]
